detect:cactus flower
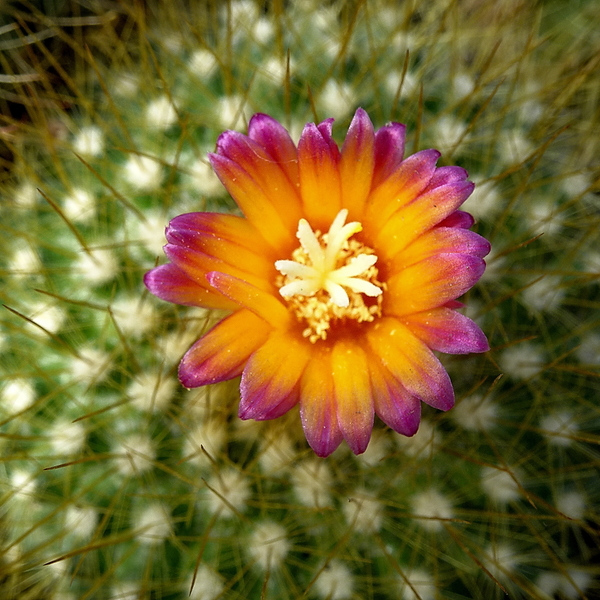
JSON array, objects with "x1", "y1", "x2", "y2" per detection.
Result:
[{"x1": 144, "y1": 108, "x2": 490, "y2": 457}]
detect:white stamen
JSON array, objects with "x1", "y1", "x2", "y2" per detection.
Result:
[
  {"x1": 275, "y1": 209, "x2": 382, "y2": 308},
  {"x1": 297, "y1": 218, "x2": 325, "y2": 264},
  {"x1": 278, "y1": 278, "x2": 321, "y2": 298},
  {"x1": 325, "y1": 281, "x2": 350, "y2": 307},
  {"x1": 275, "y1": 260, "x2": 316, "y2": 279},
  {"x1": 335, "y1": 254, "x2": 377, "y2": 278},
  {"x1": 340, "y1": 278, "x2": 382, "y2": 297}
]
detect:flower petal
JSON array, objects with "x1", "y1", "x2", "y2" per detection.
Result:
[
  {"x1": 164, "y1": 243, "x2": 272, "y2": 292},
  {"x1": 340, "y1": 108, "x2": 375, "y2": 218},
  {"x1": 331, "y1": 340, "x2": 374, "y2": 455},
  {"x1": 369, "y1": 359, "x2": 421, "y2": 436},
  {"x1": 143, "y1": 264, "x2": 237, "y2": 310},
  {"x1": 206, "y1": 271, "x2": 291, "y2": 329},
  {"x1": 300, "y1": 347, "x2": 343, "y2": 457},
  {"x1": 372, "y1": 121, "x2": 406, "y2": 188},
  {"x1": 388, "y1": 227, "x2": 491, "y2": 273},
  {"x1": 400, "y1": 307, "x2": 489, "y2": 354},
  {"x1": 424, "y1": 165, "x2": 469, "y2": 189},
  {"x1": 374, "y1": 180, "x2": 475, "y2": 260},
  {"x1": 298, "y1": 120, "x2": 342, "y2": 230},
  {"x1": 166, "y1": 212, "x2": 272, "y2": 259},
  {"x1": 386, "y1": 253, "x2": 486, "y2": 316},
  {"x1": 247, "y1": 113, "x2": 300, "y2": 186},
  {"x1": 367, "y1": 317, "x2": 454, "y2": 410},
  {"x1": 363, "y1": 149, "x2": 440, "y2": 236},
  {"x1": 215, "y1": 129, "x2": 302, "y2": 231},
  {"x1": 178, "y1": 309, "x2": 271, "y2": 387},
  {"x1": 209, "y1": 153, "x2": 295, "y2": 252},
  {"x1": 437, "y1": 210, "x2": 475, "y2": 229},
  {"x1": 445, "y1": 300, "x2": 465, "y2": 309},
  {"x1": 239, "y1": 331, "x2": 310, "y2": 420}
]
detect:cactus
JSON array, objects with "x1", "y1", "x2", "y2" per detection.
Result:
[{"x1": 1, "y1": 1, "x2": 599, "y2": 598}]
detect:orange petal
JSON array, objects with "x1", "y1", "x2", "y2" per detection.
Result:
[
  {"x1": 298, "y1": 120, "x2": 342, "y2": 230},
  {"x1": 209, "y1": 153, "x2": 296, "y2": 252},
  {"x1": 300, "y1": 347, "x2": 343, "y2": 457},
  {"x1": 385, "y1": 254, "x2": 486, "y2": 316},
  {"x1": 373, "y1": 180, "x2": 475, "y2": 261},
  {"x1": 164, "y1": 211, "x2": 277, "y2": 295},
  {"x1": 178, "y1": 309, "x2": 270, "y2": 387},
  {"x1": 247, "y1": 113, "x2": 300, "y2": 190},
  {"x1": 363, "y1": 149, "x2": 440, "y2": 236},
  {"x1": 388, "y1": 227, "x2": 491, "y2": 274},
  {"x1": 215, "y1": 129, "x2": 303, "y2": 233},
  {"x1": 144, "y1": 264, "x2": 237, "y2": 311},
  {"x1": 367, "y1": 317, "x2": 454, "y2": 410},
  {"x1": 166, "y1": 213, "x2": 270, "y2": 257},
  {"x1": 239, "y1": 330, "x2": 311, "y2": 420},
  {"x1": 331, "y1": 339, "x2": 374, "y2": 455},
  {"x1": 206, "y1": 272, "x2": 291, "y2": 329},
  {"x1": 340, "y1": 108, "x2": 375, "y2": 219},
  {"x1": 165, "y1": 244, "x2": 272, "y2": 292}
]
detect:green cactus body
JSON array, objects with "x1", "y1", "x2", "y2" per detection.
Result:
[{"x1": 1, "y1": 1, "x2": 599, "y2": 599}]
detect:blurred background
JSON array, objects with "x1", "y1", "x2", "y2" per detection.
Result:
[{"x1": 0, "y1": 0, "x2": 599, "y2": 598}]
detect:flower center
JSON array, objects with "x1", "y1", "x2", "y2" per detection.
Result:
[{"x1": 274, "y1": 209, "x2": 385, "y2": 343}]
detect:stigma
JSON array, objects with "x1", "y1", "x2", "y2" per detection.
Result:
[{"x1": 275, "y1": 210, "x2": 385, "y2": 342}]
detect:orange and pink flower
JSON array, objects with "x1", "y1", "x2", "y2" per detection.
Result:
[{"x1": 144, "y1": 108, "x2": 490, "y2": 457}]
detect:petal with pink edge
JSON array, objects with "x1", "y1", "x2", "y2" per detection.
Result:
[
  {"x1": 298, "y1": 120, "x2": 342, "y2": 230},
  {"x1": 400, "y1": 307, "x2": 489, "y2": 354},
  {"x1": 369, "y1": 359, "x2": 421, "y2": 436},
  {"x1": 372, "y1": 121, "x2": 406, "y2": 188},
  {"x1": 423, "y1": 165, "x2": 469, "y2": 189},
  {"x1": 178, "y1": 309, "x2": 271, "y2": 388},
  {"x1": 339, "y1": 108, "x2": 375, "y2": 218},
  {"x1": 374, "y1": 180, "x2": 475, "y2": 260},
  {"x1": 209, "y1": 153, "x2": 295, "y2": 252},
  {"x1": 367, "y1": 317, "x2": 454, "y2": 411},
  {"x1": 215, "y1": 130, "x2": 302, "y2": 231},
  {"x1": 300, "y1": 347, "x2": 343, "y2": 457},
  {"x1": 363, "y1": 149, "x2": 440, "y2": 236},
  {"x1": 445, "y1": 300, "x2": 465, "y2": 309},
  {"x1": 166, "y1": 212, "x2": 272, "y2": 262},
  {"x1": 385, "y1": 254, "x2": 486, "y2": 316},
  {"x1": 164, "y1": 244, "x2": 271, "y2": 292},
  {"x1": 437, "y1": 210, "x2": 475, "y2": 229},
  {"x1": 144, "y1": 263, "x2": 236, "y2": 310},
  {"x1": 331, "y1": 339, "x2": 374, "y2": 455},
  {"x1": 239, "y1": 331, "x2": 310, "y2": 420},
  {"x1": 388, "y1": 227, "x2": 491, "y2": 274},
  {"x1": 247, "y1": 113, "x2": 300, "y2": 187}
]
